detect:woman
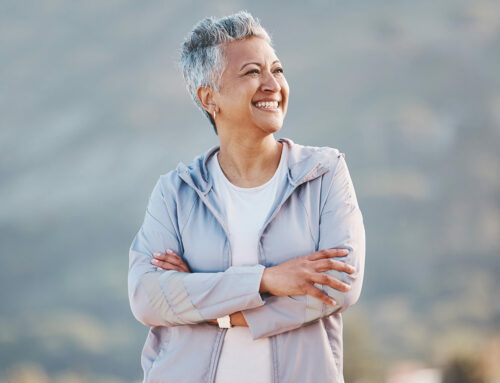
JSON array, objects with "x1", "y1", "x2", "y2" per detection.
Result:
[{"x1": 128, "y1": 11, "x2": 365, "y2": 383}]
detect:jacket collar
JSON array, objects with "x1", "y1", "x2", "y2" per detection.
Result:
[{"x1": 176, "y1": 137, "x2": 335, "y2": 194}]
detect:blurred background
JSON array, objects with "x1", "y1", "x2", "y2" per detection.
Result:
[{"x1": 1, "y1": 0, "x2": 499, "y2": 382}]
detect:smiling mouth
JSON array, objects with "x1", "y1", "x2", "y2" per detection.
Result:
[{"x1": 252, "y1": 101, "x2": 280, "y2": 111}]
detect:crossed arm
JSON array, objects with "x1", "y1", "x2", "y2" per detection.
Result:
[
  {"x1": 128, "y1": 154, "x2": 365, "y2": 338},
  {"x1": 151, "y1": 247, "x2": 354, "y2": 326}
]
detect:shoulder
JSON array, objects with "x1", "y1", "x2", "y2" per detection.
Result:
[
  {"x1": 281, "y1": 137, "x2": 345, "y2": 174},
  {"x1": 157, "y1": 168, "x2": 184, "y2": 193},
  {"x1": 145, "y1": 170, "x2": 182, "y2": 209}
]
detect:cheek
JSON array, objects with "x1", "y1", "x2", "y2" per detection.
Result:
[
  {"x1": 221, "y1": 94, "x2": 247, "y2": 114},
  {"x1": 226, "y1": 85, "x2": 253, "y2": 105}
]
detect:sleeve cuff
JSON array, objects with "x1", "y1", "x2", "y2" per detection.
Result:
[{"x1": 242, "y1": 294, "x2": 307, "y2": 340}]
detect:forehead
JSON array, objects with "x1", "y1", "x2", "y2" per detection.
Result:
[{"x1": 222, "y1": 37, "x2": 278, "y2": 69}]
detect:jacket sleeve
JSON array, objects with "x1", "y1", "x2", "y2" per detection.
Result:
[
  {"x1": 128, "y1": 177, "x2": 266, "y2": 327},
  {"x1": 242, "y1": 153, "x2": 366, "y2": 339}
]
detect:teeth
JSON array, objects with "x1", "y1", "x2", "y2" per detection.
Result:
[{"x1": 255, "y1": 101, "x2": 279, "y2": 109}]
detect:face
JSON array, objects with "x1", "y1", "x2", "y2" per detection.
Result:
[{"x1": 210, "y1": 36, "x2": 289, "y2": 136}]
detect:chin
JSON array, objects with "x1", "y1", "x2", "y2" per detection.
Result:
[
  {"x1": 256, "y1": 119, "x2": 284, "y2": 135},
  {"x1": 257, "y1": 120, "x2": 282, "y2": 132}
]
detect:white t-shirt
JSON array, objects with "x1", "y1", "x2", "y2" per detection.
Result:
[{"x1": 208, "y1": 144, "x2": 288, "y2": 383}]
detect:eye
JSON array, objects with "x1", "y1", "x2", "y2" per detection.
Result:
[
  {"x1": 246, "y1": 69, "x2": 260, "y2": 75},
  {"x1": 274, "y1": 67, "x2": 284, "y2": 74}
]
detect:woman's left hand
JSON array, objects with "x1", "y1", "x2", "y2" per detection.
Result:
[{"x1": 152, "y1": 249, "x2": 191, "y2": 273}]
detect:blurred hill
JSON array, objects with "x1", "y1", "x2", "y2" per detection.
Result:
[{"x1": 1, "y1": 0, "x2": 499, "y2": 382}]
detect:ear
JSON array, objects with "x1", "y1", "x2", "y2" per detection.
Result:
[{"x1": 197, "y1": 86, "x2": 218, "y2": 115}]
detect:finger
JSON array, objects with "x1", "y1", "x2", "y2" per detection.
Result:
[
  {"x1": 154, "y1": 252, "x2": 190, "y2": 270},
  {"x1": 156, "y1": 260, "x2": 189, "y2": 273},
  {"x1": 304, "y1": 284, "x2": 336, "y2": 306},
  {"x1": 158, "y1": 265, "x2": 185, "y2": 272},
  {"x1": 151, "y1": 259, "x2": 185, "y2": 272},
  {"x1": 310, "y1": 273, "x2": 351, "y2": 293},
  {"x1": 165, "y1": 250, "x2": 189, "y2": 269},
  {"x1": 161, "y1": 257, "x2": 190, "y2": 273},
  {"x1": 314, "y1": 259, "x2": 355, "y2": 274},
  {"x1": 154, "y1": 251, "x2": 181, "y2": 263},
  {"x1": 307, "y1": 248, "x2": 349, "y2": 261},
  {"x1": 154, "y1": 249, "x2": 181, "y2": 258}
]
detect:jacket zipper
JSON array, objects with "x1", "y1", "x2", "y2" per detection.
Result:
[{"x1": 208, "y1": 328, "x2": 227, "y2": 383}]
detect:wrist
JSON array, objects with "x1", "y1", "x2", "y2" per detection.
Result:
[
  {"x1": 259, "y1": 267, "x2": 273, "y2": 294},
  {"x1": 217, "y1": 315, "x2": 232, "y2": 328},
  {"x1": 231, "y1": 312, "x2": 248, "y2": 327}
]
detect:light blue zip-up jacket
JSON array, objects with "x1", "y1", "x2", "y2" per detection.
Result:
[{"x1": 128, "y1": 137, "x2": 366, "y2": 383}]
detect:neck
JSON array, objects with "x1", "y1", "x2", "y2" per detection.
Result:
[{"x1": 216, "y1": 130, "x2": 283, "y2": 188}]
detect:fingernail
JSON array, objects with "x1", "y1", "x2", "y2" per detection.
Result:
[
  {"x1": 154, "y1": 252, "x2": 159, "y2": 257},
  {"x1": 166, "y1": 249, "x2": 173, "y2": 254},
  {"x1": 330, "y1": 299, "x2": 336, "y2": 306},
  {"x1": 152, "y1": 259, "x2": 158, "y2": 264},
  {"x1": 344, "y1": 284, "x2": 351, "y2": 290}
]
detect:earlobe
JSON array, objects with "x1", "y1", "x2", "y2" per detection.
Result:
[{"x1": 197, "y1": 86, "x2": 217, "y2": 115}]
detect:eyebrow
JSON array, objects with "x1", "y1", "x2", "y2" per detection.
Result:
[{"x1": 240, "y1": 60, "x2": 281, "y2": 71}]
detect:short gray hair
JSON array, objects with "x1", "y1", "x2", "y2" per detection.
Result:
[{"x1": 179, "y1": 11, "x2": 272, "y2": 134}]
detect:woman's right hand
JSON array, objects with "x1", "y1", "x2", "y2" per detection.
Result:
[
  {"x1": 152, "y1": 249, "x2": 191, "y2": 273},
  {"x1": 259, "y1": 249, "x2": 355, "y2": 306}
]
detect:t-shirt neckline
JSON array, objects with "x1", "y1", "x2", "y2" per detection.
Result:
[{"x1": 214, "y1": 143, "x2": 288, "y2": 193}]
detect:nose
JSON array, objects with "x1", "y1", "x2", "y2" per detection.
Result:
[{"x1": 261, "y1": 69, "x2": 281, "y2": 93}]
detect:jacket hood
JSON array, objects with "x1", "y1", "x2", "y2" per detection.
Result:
[{"x1": 175, "y1": 137, "x2": 340, "y2": 195}]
